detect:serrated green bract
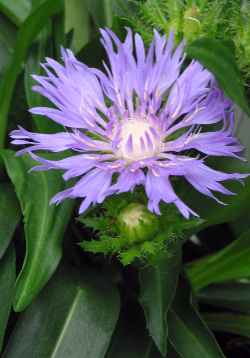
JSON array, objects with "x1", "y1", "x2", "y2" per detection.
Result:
[{"x1": 78, "y1": 192, "x2": 201, "y2": 265}]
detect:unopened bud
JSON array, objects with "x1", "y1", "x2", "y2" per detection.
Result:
[{"x1": 117, "y1": 203, "x2": 159, "y2": 243}]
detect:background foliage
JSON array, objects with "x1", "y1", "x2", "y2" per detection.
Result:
[{"x1": 0, "y1": 1, "x2": 250, "y2": 357}]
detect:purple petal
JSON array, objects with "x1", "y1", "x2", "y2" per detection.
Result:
[{"x1": 145, "y1": 170, "x2": 198, "y2": 218}]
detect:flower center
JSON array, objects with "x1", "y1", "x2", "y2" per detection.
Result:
[{"x1": 116, "y1": 118, "x2": 160, "y2": 162}]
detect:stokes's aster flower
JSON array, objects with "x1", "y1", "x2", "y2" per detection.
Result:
[{"x1": 10, "y1": 29, "x2": 247, "y2": 218}]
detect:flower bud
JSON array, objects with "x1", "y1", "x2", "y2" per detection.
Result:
[{"x1": 117, "y1": 203, "x2": 159, "y2": 243}]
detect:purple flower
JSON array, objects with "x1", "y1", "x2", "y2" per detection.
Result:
[{"x1": 10, "y1": 29, "x2": 247, "y2": 218}]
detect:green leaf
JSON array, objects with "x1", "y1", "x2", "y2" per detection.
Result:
[
  {"x1": 0, "y1": 245, "x2": 16, "y2": 352},
  {"x1": 198, "y1": 283, "x2": 250, "y2": 313},
  {"x1": 3, "y1": 265, "x2": 120, "y2": 358},
  {"x1": 186, "y1": 228, "x2": 250, "y2": 292},
  {"x1": 24, "y1": 28, "x2": 62, "y2": 133},
  {"x1": 1, "y1": 150, "x2": 73, "y2": 312},
  {"x1": 106, "y1": 311, "x2": 162, "y2": 358},
  {"x1": 53, "y1": 12, "x2": 67, "y2": 59},
  {"x1": 0, "y1": 183, "x2": 20, "y2": 259},
  {"x1": 31, "y1": 0, "x2": 48, "y2": 10},
  {"x1": 139, "y1": 248, "x2": 181, "y2": 356},
  {"x1": 0, "y1": 13, "x2": 16, "y2": 76},
  {"x1": 86, "y1": 0, "x2": 114, "y2": 28},
  {"x1": 0, "y1": 0, "x2": 63, "y2": 148},
  {"x1": 203, "y1": 313, "x2": 250, "y2": 338},
  {"x1": 186, "y1": 38, "x2": 250, "y2": 116},
  {"x1": 0, "y1": 0, "x2": 31, "y2": 26},
  {"x1": 64, "y1": 0, "x2": 90, "y2": 53},
  {"x1": 168, "y1": 281, "x2": 225, "y2": 358},
  {"x1": 24, "y1": 32, "x2": 50, "y2": 131}
]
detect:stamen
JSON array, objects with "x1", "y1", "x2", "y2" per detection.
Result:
[
  {"x1": 140, "y1": 136, "x2": 146, "y2": 151},
  {"x1": 145, "y1": 131, "x2": 154, "y2": 150},
  {"x1": 126, "y1": 134, "x2": 133, "y2": 153},
  {"x1": 149, "y1": 126, "x2": 159, "y2": 139}
]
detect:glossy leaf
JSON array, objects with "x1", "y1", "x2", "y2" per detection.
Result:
[
  {"x1": 186, "y1": 38, "x2": 250, "y2": 116},
  {"x1": 65, "y1": 0, "x2": 90, "y2": 53},
  {"x1": 0, "y1": 245, "x2": 16, "y2": 352},
  {"x1": 1, "y1": 150, "x2": 73, "y2": 312},
  {"x1": 198, "y1": 283, "x2": 250, "y2": 312},
  {"x1": 3, "y1": 265, "x2": 120, "y2": 357},
  {"x1": 0, "y1": 183, "x2": 20, "y2": 259},
  {"x1": 139, "y1": 248, "x2": 181, "y2": 356},
  {"x1": 186, "y1": 228, "x2": 250, "y2": 291},
  {"x1": 203, "y1": 313, "x2": 250, "y2": 338},
  {"x1": 0, "y1": 0, "x2": 31, "y2": 26},
  {"x1": 168, "y1": 281, "x2": 225, "y2": 358},
  {"x1": 0, "y1": 0, "x2": 63, "y2": 148}
]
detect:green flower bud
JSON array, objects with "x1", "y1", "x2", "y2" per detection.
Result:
[{"x1": 117, "y1": 203, "x2": 159, "y2": 244}]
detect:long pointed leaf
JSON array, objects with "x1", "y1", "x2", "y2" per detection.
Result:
[
  {"x1": 1, "y1": 150, "x2": 73, "y2": 312},
  {"x1": 139, "y1": 248, "x2": 181, "y2": 356},
  {"x1": 203, "y1": 313, "x2": 250, "y2": 338},
  {"x1": 168, "y1": 281, "x2": 225, "y2": 358},
  {"x1": 186, "y1": 228, "x2": 250, "y2": 291},
  {"x1": 3, "y1": 265, "x2": 120, "y2": 358},
  {"x1": 198, "y1": 283, "x2": 250, "y2": 313}
]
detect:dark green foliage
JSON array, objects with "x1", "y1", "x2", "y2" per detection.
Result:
[
  {"x1": 0, "y1": 0, "x2": 64, "y2": 148},
  {"x1": 186, "y1": 228, "x2": 250, "y2": 291},
  {"x1": 198, "y1": 283, "x2": 250, "y2": 313},
  {"x1": 139, "y1": 249, "x2": 182, "y2": 355},
  {"x1": 0, "y1": 1, "x2": 250, "y2": 357},
  {"x1": 203, "y1": 313, "x2": 250, "y2": 339},
  {"x1": 2, "y1": 265, "x2": 120, "y2": 358},
  {"x1": 168, "y1": 281, "x2": 225, "y2": 357},
  {"x1": 1, "y1": 150, "x2": 73, "y2": 312}
]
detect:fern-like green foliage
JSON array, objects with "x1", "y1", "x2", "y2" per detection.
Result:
[
  {"x1": 78, "y1": 191, "x2": 201, "y2": 265},
  {"x1": 126, "y1": 0, "x2": 250, "y2": 79}
]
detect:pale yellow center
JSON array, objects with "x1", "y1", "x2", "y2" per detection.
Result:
[{"x1": 117, "y1": 119, "x2": 160, "y2": 162}]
